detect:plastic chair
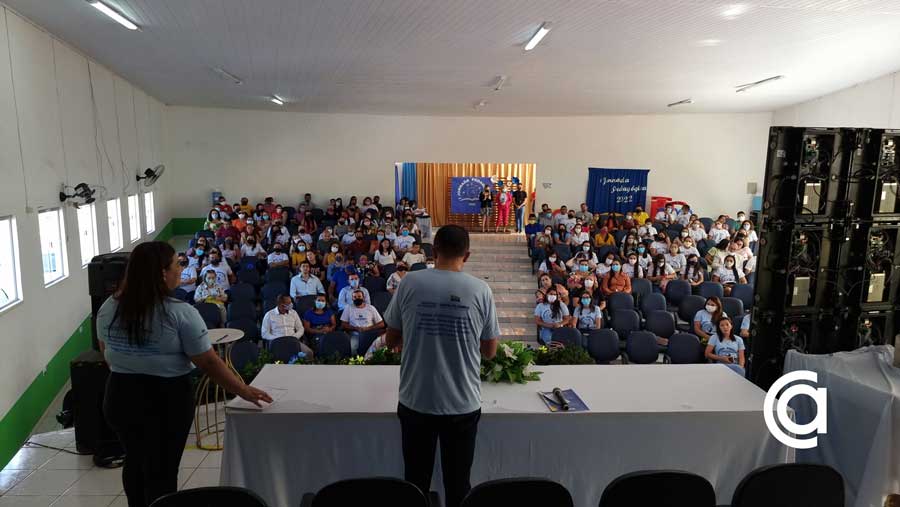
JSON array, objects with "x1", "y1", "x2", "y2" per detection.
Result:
[
  {"x1": 260, "y1": 281, "x2": 288, "y2": 303},
  {"x1": 596, "y1": 245, "x2": 618, "y2": 262},
  {"x1": 382, "y1": 263, "x2": 397, "y2": 279},
  {"x1": 300, "y1": 477, "x2": 427, "y2": 507},
  {"x1": 611, "y1": 309, "x2": 641, "y2": 342},
  {"x1": 639, "y1": 293, "x2": 667, "y2": 317},
  {"x1": 226, "y1": 318, "x2": 261, "y2": 342},
  {"x1": 237, "y1": 269, "x2": 261, "y2": 288},
  {"x1": 356, "y1": 329, "x2": 383, "y2": 356},
  {"x1": 677, "y1": 296, "x2": 707, "y2": 332},
  {"x1": 624, "y1": 331, "x2": 661, "y2": 364},
  {"x1": 172, "y1": 288, "x2": 190, "y2": 302},
  {"x1": 195, "y1": 303, "x2": 222, "y2": 329},
  {"x1": 553, "y1": 244, "x2": 572, "y2": 263},
  {"x1": 229, "y1": 341, "x2": 259, "y2": 375},
  {"x1": 269, "y1": 336, "x2": 301, "y2": 362},
  {"x1": 420, "y1": 243, "x2": 433, "y2": 257},
  {"x1": 226, "y1": 300, "x2": 256, "y2": 322},
  {"x1": 364, "y1": 276, "x2": 387, "y2": 294},
  {"x1": 150, "y1": 486, "x2": 268, "y2": 507},
  {"x1": 612, "y1": 230, "x2": 628, "y2": 246},
  {"x1": 698, "y1": 281, "x2": 724, "y2": 299},
  {"x1": 730, "y1": 464, "x2": 843, "y2": 507},
  {"x1": 261, "y1": 298, "x2": 277, "y2": 316},
  {"x1": 319, "y1": 331, "x2": 351, "y2": 359},
  {"x1": 294, "y1": 294, "x2": 318, "y2": 316},
  {"x1": 195, "y1": 230, "x2": 215, "y2": 241},
  {"x1": 723, "y1": 297, "x2": 745, "y2": 324},
  {"x1": 645, "y1": 310, "x2": 676, "y2": 339},
  {"x1": 410, "y1": 263, "x2": 427, "y2": 271},
  {"x1": 665, "y1": 333, "x2": 704, "y2": 364},
  {"x1": 667, "y1": 223, "x2": 684, "y2": 234},
  {"x1": 699, "y1": 217, "x2": 714, "y2": 232},
  {"x1": 607, "y1": 292, "x2": 635, "y2": 316},
  {"x1": 586, "y1": 329, "x2": 620, "y2": 364},
  {"x1": 731, "y1": 283, "x2": 754, "y2": 310},
  {"x1": 599, "y1": 470, "x2": 716, "y2": 507},
  {"x1": 664, "y1": 279, "x2": 691, "y2": 309},
  {"x1": 265, "y1": 267, "x2": 291, "y2": 284},
  {"x1": 228, "y1": 283, "x2": 256, "y2": 302},
  {"x1": 551, "y1": 327, "x2": 583, "y2": 348},
  {"x1": 373, "y1": 292, "x2": 393, "y2": 316},
  {"x1": 630, "y1": 278, "x2": 651, "y2": 304},
  {"x1": 461, "y1": 478, "x2": 573, "y2": 507}
]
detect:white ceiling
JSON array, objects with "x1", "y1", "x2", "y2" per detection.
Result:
[{"x1": 7, "y1": 0, "x2": 900, "y2": 116}]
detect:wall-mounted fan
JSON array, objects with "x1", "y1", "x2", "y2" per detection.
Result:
[
  {"x1": 59, "y1": 183, "x2": 97, "y2": 207},
  {"x1": 136, "y1": 165, "x2": 165, "y2": 186}
]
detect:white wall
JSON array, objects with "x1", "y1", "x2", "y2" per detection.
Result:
[
  {"x1": 163, "y1": 108, "x2": 772, "y2": 218},
  {"x1": 773, "y1": 71, "x2": 900, "y2": 128},
  {"x1": 0, "y1": 6, "x2": 168, "y2": 420}
]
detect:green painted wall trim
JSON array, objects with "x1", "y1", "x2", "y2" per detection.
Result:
[
  {"x1": 154, "y1": 219, "x2": 175, "y2": 242},
  {"x1": 0, "y1": 316, "x2": 92, "y2": 471},
  {"x1": 172, "y1": 218, "x2": 205, "y2": 236}
]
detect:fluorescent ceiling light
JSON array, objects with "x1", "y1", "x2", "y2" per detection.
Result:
[
  {"x1": 721, "y1": 4, "x2": 748, "y2": 19},
  {"x1": 270, "y1": 96, "x2": 285, "y2": 106},
  {"x1": 524, "y1": 23, "x2": 551, "y2": 51},
  {"x1": 667, "y1": 98, "x2": 694, "y2": 107},
  {"x1": 735, "y1": 75, "x2": 785, "y2": 93},
  {"x1": 474, "y1": 99, "x2": 487, "y2": 110},
  {"x1": 88, "y1": 1, "x2": 139, "y2": 30},
  {"x1": 695, "y1": 39, "x2": 723, "y2": 47},
  {"x1": 493, "y1": 75, "x2": 508, "y2": 92},
  {"x1": 212, "y1": 67, "x2": 243, "y2": 86}
]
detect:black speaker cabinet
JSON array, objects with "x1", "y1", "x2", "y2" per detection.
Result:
[
  {"x1": 88, "y1": 253, "x2": 129, "y2": 350},
  {"x1": 70, "y1": 350, "x2": 115, "y2": 454}
]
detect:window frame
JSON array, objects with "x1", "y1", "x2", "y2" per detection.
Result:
[
  {"x1": 38, "y1": 207, "x2": 69, "y2": 287},
  {"x1": 0, "y1": 215, "x2": 23, "y2": 313},
  {"x1": 144, "y1": 191, "x2": 155, "y2": 234},
  {"x1": 107, "y1": 198, "x2": 123, "y2": 252},
  {"x1": 127, "y1": 193, "x2": 141, "y2": 243},
  {"x1": 76, "y1": 203, "x2": 99, "y2": 267}
]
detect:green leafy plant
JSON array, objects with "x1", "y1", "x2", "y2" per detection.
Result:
[
  {"x1": 365, "y1": 347, "x2": 401, "y2": 365},
  {"x1": 534, "y1": 344, "x2": 595, "y2": 365},
  {"x1": 240, "y1": 348, "x2": 274, "y2": 384},
  {"x1": 480, "y1": 341, "x2": 542, "y2": 384}
]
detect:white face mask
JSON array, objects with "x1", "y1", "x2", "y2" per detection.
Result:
[
  {"x1": 426, "y1": 263, "x2": 435, "y2": 269},
  {"x1": 743, "y1": 224, "x2": 751, "y2": 230},
  {"x1": 549, "y1": 257, "x2": 557, "y2": 263},
  {"x1": 605, "y1": 259, "x2": 612, "y2": 265},
  {"x1": 582, "y1": 246, "x2": 590, "y2": 252},
  {"x1": 725, "y1": 262, "x2": 735, "y2": 268},
  {"x1": 331, "y1": 246, "x2": 339, "y2": 253},
  {"x1": 629, "y1": 259, "x2": 636, "y2": 265},
  {"x1": 657, "y1": 261, "x2": 665, "y2": 267},
  {"x1": 705, "y1": 305, "x2": 717, "y2": 313},
  {"x1": 546, "y1": 295, "x2": 558, "y2": 303},
  {"x1": 738, "y1": 215, "x2": 745, "y2": 220},
  {"x1": 584, "y1": 279, "x2": 594, "y2": 288}
]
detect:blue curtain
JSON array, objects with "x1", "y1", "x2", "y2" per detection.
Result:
[
  {"x1": 401, "y1": 162, "x2": 417, "y2": 202},
  {"x1": 394, "y1": 165, "x2": 401, "y2": 205},
  {"x1": 586, "y1": 168, "x2": 649, "y2": 214}
]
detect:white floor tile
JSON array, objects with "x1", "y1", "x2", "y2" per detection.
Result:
[
  {"x1": 197, "y1": 452, "x2": 221, "y2": 469},
  {"x1": 177, "y1": 450, "x2": 208, "y2": 468},
  {"x1": 177, "y1": 468, "x2": 194, "y2": 490},
  {"x1": 50, "y1": 496, "x2": 117, "y2": 507},
  {"x1": 106, "y1": 497, "x2": 127, "y2": 507},
  {"x1": 4, "y1": 448, "x2": 59, "y2": 471},
  {"x1": 41, "y1": 453, "x2": 95, "y2": 471},
  {"x1": 0, "y1": 470, "x2": 33, "y2": 495},
  {"x1": 63, "y1": 469, "x2": 122, "y2": 496},
  {"x1": 0, "y1": 496, "x2": 58, "y2": 506},
  {"x1": 27, "y1": 431, "x2": 75, "y2": 450},
  {"x1": 182, "y1": 468, "x2": 220, "y2": 490},
  {"x1": 6, "y1": 469, "x2": 84, "y2": 496}
]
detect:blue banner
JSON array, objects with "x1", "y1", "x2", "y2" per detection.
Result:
[
  {"x1": 586, "y1": 168, "x2": 649, "y2": 214},
  {"x1": 451, "y1": 177, "x2": 492, "y2": 214}
]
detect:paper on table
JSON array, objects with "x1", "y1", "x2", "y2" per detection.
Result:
[{"x1": 228, "y1": 387, "x2": 289, "y2": 411}]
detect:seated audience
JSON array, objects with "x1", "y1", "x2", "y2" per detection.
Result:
[
  {"x1": 575, "y1": 203, "x2": 592, "y2": 224},
  {"x1": 553, "y1": 224, "x2": 570, "y2": 245},
  {"x1": 267, "y1": 242, "x2": 290, "y2": 269},
  {"x1": 538, "y1": 253, "x2": 567, "y2": 278},
  {"x1": 337, "y1": 273, "x2": 370, "y2": 311},
  {"x1": 595, "y1": 251, "x2": 617, "y2": 278},
  {"x1": 601, "y1": 259, "x2": 631, "y2": 296},
  {"x1": 290, "y1": 262, "x2": 326, "y2": 300},
  {"x1": 664, "y1": 243, "x2": 687, "y2": 275},
  {"x1": 340, "y1": 289, "x2": 385, "y2": 354},
  {"x1": 647, "y1": 254, "x2": 675, "y2": 293},
  {"x1": 289, "y1": 241, "x2": 308, "y2": 271},
  {"x1": 394, "y1": 226, "x2": 415, "y2": 252},
  {"x1": 650, "y1": 233, "x2": 670, "y2": 256},
  {"x1": 261, "y1": 295, "x2": 315, "y2": 356},
  {"x1": 688, "y1": 220, "x2": 708, "y2": 242},
  {"x1": 534, "y1": 288, "x2": 572, "y2": 345},
  {"x1": 204, "y1": 209, "x2": 224, "y2": 233},
  {"x1": 623, "y1": 252, "x2": 644, "y2": 279},
  {"x1": 568, "y1": 223, "x2": 590, "y2": 246},
  {"x1": 200, "y1": 251, "x2": 234, "y2": 289},
  {"x1": 177, "y1": 253, "x2": 197, "y2": 293},
  {"x1": 705, "y1": 317, "x2": 746, "y2": 376},
  {"x1": 712, "y1": 254, "x2": 747, "y2": 294},
  {"x1": 306, "y1": 251, "x2": 325, "y2": 281},
  {"x1": 593, "y1": 226, "x2": 615, "y2": 248},
  {"x1": 538, "y1": 273, "x2": 570, "y2": 306},
  {"x1": 709, "y1": 220, "x2": 730, "y2": 244},
  {"x1": 374, "y1": 239, "x2": 397, "y2": 266},
  {"x1": 694, "y1": 296, "x2": 725, "y2": 342},
  {"x1": 740, "y1": 312, "x2": 751, "y2": 339},
  {"x1": 573, "y1": 294, "x2": 603, "y2": 332},
  {"x1": 387, "y1": 262, "x2": 408, "y2": 293},
  {"x1": 425, "y1": 257, "x2": 435, "y2": 269},
  {"x1": 356, "y1": 254, "x2": 381, "y2": 279},
  {"x1": 682, "y1": 254, "x2": 705, "y2": 286},
  {"x1": 194, "y1": 270, "x2": 228, "y2": 322},
  {"x1": 240, "y1": 236, "x2": 265, "y2": 259},
  {"x1": 680, "y1": 237, "x2": 700, "y2": 258},
  {"x1": 221, "y1": 238, "x2": 240, "y2": 265},
  {"x1": 638, "y1": 221, "x2": 657, "y2": 240},
  {"x1": 566, "y1": 241, "x2": 599, "y2": 269},
  {"x1": 302, "y1": 294, "x2": 337, "y2": 343},
  {"x1": 402, "y1": 242, "x2": 426, "y2": 266}
]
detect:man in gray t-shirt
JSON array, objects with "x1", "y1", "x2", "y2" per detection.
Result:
[{"x1": 385, "y1": 225, "x2": 498, "y2": 507}]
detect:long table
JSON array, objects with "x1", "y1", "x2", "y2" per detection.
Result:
[{"x1": 221, "y1": 364, "x2": 793, "y2": 507}]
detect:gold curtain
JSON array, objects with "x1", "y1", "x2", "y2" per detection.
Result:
[{"x1": 415, "y1": 162, "x2": 536, "y2": 227}]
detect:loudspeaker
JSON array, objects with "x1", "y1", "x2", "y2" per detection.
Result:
[
  {"x1": 88, "y1": 253, "x2": 129, "y2": 350},
  {"x1": 70, "y1": 350, "x2": 121, "y2": 459}
]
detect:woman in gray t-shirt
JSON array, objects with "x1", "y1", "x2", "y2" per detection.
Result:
[{"x1": 98, "y1": 242, "x2": 270, "y2": 507}]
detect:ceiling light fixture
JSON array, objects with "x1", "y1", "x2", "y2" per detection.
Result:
[
  {"x1": 721, "y1": 4, "x2": 748, "y2": 19},
  {"x1": 270, "y1": 95, "x2": 285, "y2": 106},
  {"x1": 524, "y1": 22, "x2": 551, "y2": 51},
  {"x1": 735, "y1": 75, "x2": 785, "y2": 93},
  {"x1": 87, "y1": 1, "x2": 139, "y2": 30},
  {"x1": 667, "y1": 98, "x2": 694, "y2": 107},
  {"x1": 211, "y1": 67, "x2": 243, "y2": 85},
  {"x1": 695, "y1": 39, "x2": 723, "y2": 47},
  {"x1": 493, "y1": 75, "x2": 508, "y2": 92},
  {"x1": 474, "y1": 99, "x2": 487, "y2": 110}
]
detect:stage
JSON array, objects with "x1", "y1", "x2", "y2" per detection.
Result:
[{"x1": 221, "y1": 364, "x2": 793, "y2": 507}]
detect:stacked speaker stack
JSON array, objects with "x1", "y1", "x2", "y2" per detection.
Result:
[{"x1": 752, "y1": 127, "x2": 900, "y2": 389}]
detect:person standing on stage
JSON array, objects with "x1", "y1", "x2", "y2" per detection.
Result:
[
  {"x1": 97, "y1": 242, "x2": 271, "y2": 507},
  {"x1": 385, "y1": 225, "x2": 499, "y2": 507},
  {"x1": 495, "y1": 182, "x2": 513, "y2": 233}
]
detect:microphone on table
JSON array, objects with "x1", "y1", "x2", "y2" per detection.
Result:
[{"x1": 552, "y1": 387, "x2": 569, "y2": 411}]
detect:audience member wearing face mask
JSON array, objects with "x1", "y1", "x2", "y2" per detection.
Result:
[
  {"x1": 340, "y1": 289, "x2": 385, "y2": 355},
  {"x1": 302, "y1": 294, "x2": 337, "y2": 344},
  {"x1": 650, "y1": 233, "x2": 670, "y2": 256},
  {"x1": 204, "y1": 209, "x2": 224, "y2": 233},
  {"x1": 199, "y1": 252, "x2": 234, "y2": 290},
  {"x1": 267, "y1": 242, "x2": 290, "y2": 269},
  {"x1": 177, "y1": 254, "x2": 197, "y2": 293},
  {"x1": 336, "y1": 273, "x2": 370, "y2": 311},
  {"x1": 601, "y1": 259, "x2": 631, "y2": 296},
  {"x1": 387, "y1": 262, "x2": 409, "y2": 294},
  {"x1": 680, "y1": 238, "x2": 700, "y2": 258},
  {"x1": 240, "y1": 236, "x2": 266, "y2": 259},
  {"x1": 682, "y1": 255, "x2": 705, "y2": 287},
  {"x1": 647, "y1": 254, "x2": 675, "y2": 293},
  {"x1": 664, "y1": 243, "x2": 687, "y2": 275},
  {"x1": 194, "y1": 270, "x2": 228, "y2": 322},
  {"x1": 568, "y1": 224, "x2": 591, "y2": 247},
  {"x1": 713, "y1": 254, "x2": 747, "y2": 295},
  {"x1": 573, "y1": 294, "x2": 603, "y2": 332},
  {"x1": 623, "y1": 253, "x2": 644, "y2": 279},
  {"x1": 538, "y1": 252, "x2": 568, "y2": 279},
  {"x1": 534, "y1": 289, "x2": 573, "y2": 345},
  {"x1": 688, "y1": 220, "x2": 708, "y2": 243}
]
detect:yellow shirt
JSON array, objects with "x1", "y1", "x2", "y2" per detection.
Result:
[
  {"x1": 593, "y1": 233, "x2": 616, "y2": 248},
  {"x1": 324, "y1": 252, "x2": 338, "y2": 266},
  {"x1": 238, "y1": 204, "x2": 254, "y2": 214},
  {"x1": 633, "y1": 211, "x2": 650, "y2": 225},
  {"x1": 291, "y1": 252, "x2": 307, "y2": 269}
]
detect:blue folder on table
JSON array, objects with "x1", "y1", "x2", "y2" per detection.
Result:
[{"x1": 538, "y1": 389, "x2": 589, "y2": 412}]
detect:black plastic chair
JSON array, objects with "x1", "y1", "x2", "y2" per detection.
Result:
[
  {"x1": 260, "y1": 281, "x2": 287, "y2": 303},
  {"x1": 300, "y1": 477, "x2": 427, "y2": 507},
  {"x1": 382, "y1": 263, "x2": 397, "y2": 279},
  {"x1": 229, "y1": 341, "x2": 259, "y2": 374},
  {"x1": 677, "y1": 295, "x2": 707, "y2": 332},
  {"x1": 237, "y1": 269, "x2": 261, "y2": 287},
  {"x1": 664, "y1": 279, "x2": 691, "y2": 309},
  {"x1": 265, "y1": 267, "x2": 292, "y2": 284},
  {"x1": 639, "y1": 293, "x2": 667, "y2": 317},
  {"x1": 624, "y1": 331, "x2": 660, "y2": 364},
  {"x1": 586, "y1": 329, "x2": 620, "y2": 364},
  {"x1": 364, "y1": 276, "x2": 387, "y2": 294},
  {"x1": 698, "y1": 281, "x2": 724, "y2": 299},
  {"x1": 269, "y1": 336, "x2": 301, "y2": 362},
  {"x1": 665, "y1": 332, "x2": 704, "y2": 364},
  {"x1": 553, "y1": 244, "x2": 572, "y2": 263},
  {"x1": 319, "y1": 331, "x2": 351, "y2": 359},
  {"x1": 722, "y1": 297, "x2": 745, "y2": 326},
  {"x1": 228, "y1": 282, "x2": 256, "y2": 302},
  {"x1": 596, "y1": 245, "x2": 618, "y2": 262},
  {"x1": 551, "y1": 326, "x2": 583, "y2": 348},
  {"x1": 645, "y1": 310, "x2": 676, "y2": 339},
  {"x1": 607, "y1": 292, "x2": 635, "y2": 316},
  {"x1": 195, "y1": 302, "x2": 222, "y2": 329},
  {"x1": 238, "y1": 256, "x2": 259, "y2": 273},
  {"x1": 420, "y1": 243, "x2": 434, "y2": 257},
  {"x1": 227, "y1": 300, "x2": 257, "y2": 322},
  {"x1": 731, "y1": 464, "x2": 844, "y2": 507},
  {"x1": 373, "y1": 291, "x2": 393, "y2": 316},
  {"x1": 294, "y1": 294, "x2": 318, "y2": 316},
  {"x1": 630, "y1": 278, "x2": 651, "y2": 304},
  {"x1": 730, "y1": 283, "x2": 754, "y2": 311},
  {"x1": 462, "y1": 478, "x2": 573, "y2": 507},
  {"x1": 598, "y1": 470, "x2": 716, "y2": 507},
  {"x1": 356, "y1": 329, "x2": 383, "y2": 356},
  {"x1": 150, "y1": 486, "x2": 268, "y2": 507},
  {"x1": 410, "y1": 262, "x2": 427, "y2": 271},
  {"x1": 226, "y1": 318, "x2": 261, "y2": 342},
  {"x1": 611, "y1": 309, "x2": 641, "y2": 343},
  {"x1": 699, "y1": 217, "x2": 714, "y2": 232},
  {"x1": 172, "y1": 288, "x2": 190, "y2": 302}
]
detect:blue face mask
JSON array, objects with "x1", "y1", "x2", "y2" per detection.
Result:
[
  {"x1": 350, "y1": 279, "x2": 359, "y2": 288},
  {"x1": 611, "y1": 264, "x2": 621, "y2": 272},
  {"x1": 401, "y1": 230, "x2": 409, "y2": 236},
  {"x1": 196, "y1": 249, "x2": 204, "y2": 256},
  {"x1": 314, "y1": 301, "x2": 326, "y2": 309},
  {"x1": 637, "y1": 247, "x2": 646, "y2": 253},
  {"x1": 299, "y1": 246, "x2": 306, "y2": 252},
  {"x1": 581, "y1": 297, "x2": 592, "y2": 306},
  {"x1": 377, "y1": 234, "x2": 384, "y2": 240},
  {"x1": 579, "y1": 265, "x2": 589, "y2": 272}
]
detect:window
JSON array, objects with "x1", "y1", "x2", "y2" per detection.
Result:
[
  {"x1": 107, "y1": 198, "x2": 123, "y2": 252},
  {"x1": 127, "y1": 194, "x2": 141, "y2": 243},
  {"x1": 38, "y1": 208, "x2": 68, "y2": 286},
  {"x1": 144, "y1": 191, "x2": 155, "y2": 234},
  {"x1": 0, "y1": 216, "x2": 23, "y2": 311},
  {"x1": 76, "y1": 203, "x2": 99, "y2": 266}
]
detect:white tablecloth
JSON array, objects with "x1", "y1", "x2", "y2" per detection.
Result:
[
  {"x1": 221, "y1": 364, "x2": 793, "y2": 507},
  {"x1": 784, "y1": 346, "x2": 900, "y2": 507}
]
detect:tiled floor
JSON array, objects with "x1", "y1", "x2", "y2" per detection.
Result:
[{"x1": 0, "y1": 430, "x2": 222, "y2": 506}]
